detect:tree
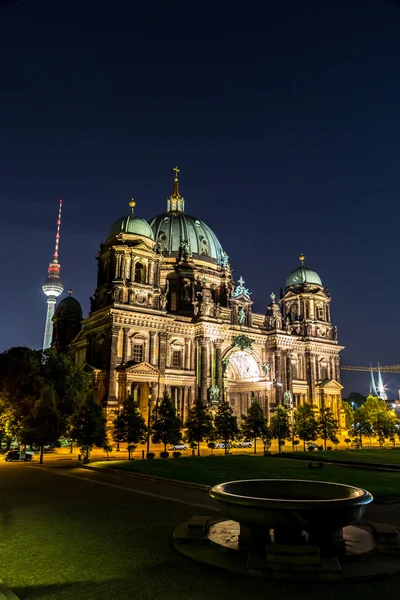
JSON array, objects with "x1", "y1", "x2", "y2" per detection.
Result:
[
  {"x1": 21, "y1": 385, "x2": 63, "y2": 464},
  {"x1": 342, "y1": 401, "x2": 354, "y2": 430},
  {"x1": 361, "y1": 396, "x2": 397, "y2": 446},
  {"x1": 70, "y1": 391, "x2": 106, "y2": 461},
  {"x1": 184, "y1": 400, "x2": 214, "y2": 456},
  {"x1": 112, "y1": 395, "x2": 147, "y2": 459},
  {"x1": 270, "y1": 406, "x2": 291, "y2": 452},
  {"x1": 0, "y1": 398, "x2": 22, "y2": 450},
  {"x1": 151, "y1": 391, "x2": 182, "y2": 452},
  {"x1": 294, "y1": 404, "x2": 319, "y2": 451},
  {"x1": 318, "y1": 407, "x2": 339, "y2": 450},
  {"x1": 345, "y1": 392, "x2": 366, "y2": 408},
  {"x1": 214, "y1": 400, "x2": 239, "y2": 454},
  {"x1": 351, "y1": 406, "x2": 372, "y2": 448},
  {"x1": 344, "y1": 437, "x2": 351, "y2": 449},
  {"x1": 0, "y1": 347, "x2": 91, "y2": 445},
  {"x1": 240, "y1": 400, "x2": 269, "y2": 454}
]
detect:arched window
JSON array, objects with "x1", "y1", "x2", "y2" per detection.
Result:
[{"x1": 134, "y1": 262, "x2": 146, "y2": 283}]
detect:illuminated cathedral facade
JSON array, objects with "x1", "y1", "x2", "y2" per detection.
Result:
[{"x1": 52, "y1": 168, "x2": 345, "y2": 426}]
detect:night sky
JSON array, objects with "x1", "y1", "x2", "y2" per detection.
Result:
[{"x1": 1, "y1": 0, "x2": 400, "y2": 396}]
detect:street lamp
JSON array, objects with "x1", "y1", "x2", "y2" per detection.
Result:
[{"x1": 146, "y1": 394, "x2": 152, "y2": 456}]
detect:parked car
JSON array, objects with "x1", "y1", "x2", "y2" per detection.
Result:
[
  {"x1": 4, "y1": 450, "x2": 34, "y2": 462},
  {"x1": 308, "y1": 443, "x2": 318, "y2": 450},
  {"x1": 215, "y1": 442, "x2": 231, "y2": 449},
  {"x1": 168, "y1": 444, "x2": 188, "y2": 451},
  {"x1": 233, "y1": 440, "x2": 252, "y2": 448}
]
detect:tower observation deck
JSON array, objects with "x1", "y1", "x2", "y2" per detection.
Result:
[{"x1": 42, "y1": 200, "x2": 64, "y2": 350}]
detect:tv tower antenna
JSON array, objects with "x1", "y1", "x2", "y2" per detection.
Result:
[{"x1": 42, "y1": 200, "x2": 64, "y2": 350}]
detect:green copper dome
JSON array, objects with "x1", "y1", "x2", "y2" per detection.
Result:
[
  {"x1": 286, "y1": 255, "x2": 322, "y2": 288},
  {"x1": 149, "y1": 212, "x2": 225, "y2": 264},
  {"x1": 54, "y1": 292, "x2": 83, "y2": 320},
  {"x1": 108, "y1": 201, "x2": 154, "y2": 241},
  {"x1": 148, "y1": 167, "x2": 226, "y2": 264}
]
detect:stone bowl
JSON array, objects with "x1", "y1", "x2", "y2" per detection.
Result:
[{"x1": 209, "y1": 479, "x2": 373, "y2": 532}]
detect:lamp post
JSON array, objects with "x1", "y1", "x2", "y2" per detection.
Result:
[{"x1": 146, "y1": 394, "x2": 152, "y2": 456}]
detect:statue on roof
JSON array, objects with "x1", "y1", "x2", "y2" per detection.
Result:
[
  {"x1": 232, "y1": 276, "x2": 251, "y2": 298},
  {"x1": 220, "y1": 250, "x2": 229, "y2": 268}
]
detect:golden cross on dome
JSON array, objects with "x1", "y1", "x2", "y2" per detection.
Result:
[
  {"x1": 173, "y1": 165, "x2": 180, "y2": 180},
  {"x1": 299, "y1": 253, "x2": 305, "y2": 265}
]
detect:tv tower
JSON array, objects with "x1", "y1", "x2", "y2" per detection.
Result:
[{"x1": 42, "y1": 200, "x2": 64, "y2": 350}]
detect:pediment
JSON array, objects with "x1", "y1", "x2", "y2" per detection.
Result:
[
  {"x1": 317, "y1": 379, "x2": 343, "y2": 390},
  {"x1": 84, "y1": 363, "x2": 103, "y2": 373},
  {"x1": 119, "y1": 361, "x2": 160, "y2": 375}
]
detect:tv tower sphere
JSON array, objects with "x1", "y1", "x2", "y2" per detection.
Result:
[{"x1": 42, "y1": 200, "x2": 64, "y2": 350}]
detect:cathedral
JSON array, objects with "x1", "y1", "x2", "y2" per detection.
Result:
[{"x1": 52, "y1": 168, "x2": 345, "y2": 427}]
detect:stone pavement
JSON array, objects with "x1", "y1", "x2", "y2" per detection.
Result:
[{"x1": 0, "y1": 462, "x2": 399, "y2": 600}]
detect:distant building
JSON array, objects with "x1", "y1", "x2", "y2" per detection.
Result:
[{"x1": 52, "y1": 169, "x2": 344, "y2": 425}]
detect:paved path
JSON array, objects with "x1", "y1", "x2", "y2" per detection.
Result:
[{"x1": 0, "y1": 462, "x2": 399, "y2": 600}]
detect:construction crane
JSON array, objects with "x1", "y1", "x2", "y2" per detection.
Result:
[{"x1": 341, "y1": 365, "x2": 400, "y2": 373}]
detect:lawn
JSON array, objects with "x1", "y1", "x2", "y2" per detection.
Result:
[
  {"x1": 90, "y1": 454, "x2": 400, "y2": 502},
  {"x1": 284, "y1": 448, "x2": 400, "y2": 465}
]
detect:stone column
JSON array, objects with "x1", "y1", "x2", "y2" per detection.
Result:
[
  {"x1": 149, "y1": 331, "x2": 156, "y2": 365},
  {"x1": 148, "y1": 261, "x2": 154, "y2": 285},
  {"x1": 215, "y1": 340, "x2": 223, "y2": 400},
  {"x1": 158, "y1": 332, "x2": 167, "y2": 375},
  {"x1": 107, "y1": 325, "x2": 120, "y2": 403},
  {"x1": 188, "y1": 386, "x2": 194, "y2": 410},
  {"x1": 185, "y1": 338, "x2": 190, "y2": 370},
  {"x1": 182, "y1": 386, "x2": 189, "y2": 421},
  {"x1": 130, "y1": 255, "x2": 135, "y2": 281},
  {"x1": 286, "y1": 352, "x2": 293, "y2": 392},
  {"x1": 335, "y1": 357, "x2": 341, "y2": 383},
  {"x1": 200, "y1": 338, "x2": 209, "y2": 403},
  {"x1": 191, "y1": 339, "x2": 196, "y2": 370},
  {"x1": 122, "y1": 328, "x2": 129, "y2": 363}
]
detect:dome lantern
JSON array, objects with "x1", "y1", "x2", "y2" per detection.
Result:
[{"x1": 167, "y1": 166, "x2": 185, "y2": 213}]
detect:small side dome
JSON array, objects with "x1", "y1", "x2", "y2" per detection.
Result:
[
  {"x1": 54, "y1": 290, "x2": 83, "y2": 321},
  {"x1": 285, "y1": 255, "x2": 322, "y2": 288},
  {"x1": 107, "y1": 200, "x2": 154, "y2": 241}
]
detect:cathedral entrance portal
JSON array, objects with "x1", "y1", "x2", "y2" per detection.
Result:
[{"x1": 224, "y1": 349, "x2": 270, "y2": 421}]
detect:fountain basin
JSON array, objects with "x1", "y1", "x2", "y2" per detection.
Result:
[{"x1": 209, "y1": 479, "x2": 373, "y2": 531}]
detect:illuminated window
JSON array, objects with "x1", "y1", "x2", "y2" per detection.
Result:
[
  {"x1": 132, "y1": 344, "x2": 143, "y2": 363},
  {"x1": 172, "y1": 350, "x2": 182, "y2": 368}
]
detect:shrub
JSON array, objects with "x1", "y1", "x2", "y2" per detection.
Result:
[
  {"x1": 327, "y1": 446, "x2": 333, "y2": 451},
  {"x1": 308, "y1": 446, "x2": 314, "y2": 452},
  {"x1": 172, "y1": 451, "x2": 181, "y2": 459},
  {"x1": 146, "y1": 452, "x2": 155, "y2": 460},
  {"x1": 318, "y1": 445, "x2": 323, "y2": 451},
  {"x1": 160, "y1": 451, "x2": 169, "y2": 459}
]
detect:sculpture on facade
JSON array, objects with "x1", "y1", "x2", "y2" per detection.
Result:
[
  {"x1": 238, "y1": 307, "x2": 246, "y2": 325},
  {"x1": 209, "y1": 385, "x2": 220, "y2": 404},
  {"x1": 233, "y1": 334, "x2": 253, "y2": 351}
]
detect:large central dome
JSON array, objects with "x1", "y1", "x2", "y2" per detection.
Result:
[{"x1": 148, "y1": 168, "x2": 225, "y2": 265}]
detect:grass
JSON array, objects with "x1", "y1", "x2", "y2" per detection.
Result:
[
  {"x1": 284, "y1": 448, "x2": 400, "y2": 465},
  {"x1": 90, "y1": 454, "x2": 400, "y2": 502}
]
